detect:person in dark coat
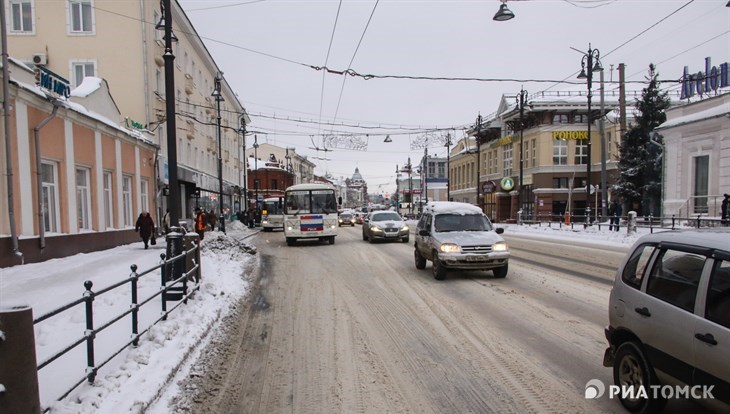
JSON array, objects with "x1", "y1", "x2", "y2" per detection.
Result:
[
  {"x1": 609, "y1": 200, "x2": 622, "y2": 231},
  {"x1": 208, "y1": 209, "x2": 218, "y2": 231},
  {"x1": 135, "y1": 211, "x2": 155, "y2": 249},
  {"x1": 722, "y1": 193, "x2": 729, "y2": 225}
]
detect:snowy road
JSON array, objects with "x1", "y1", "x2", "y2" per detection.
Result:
[{"x1": 164, "y1": 227, "x2": 708, "y2": 413}]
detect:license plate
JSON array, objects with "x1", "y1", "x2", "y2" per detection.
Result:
[{"x1": 465, "y1": 255, "x2": 486, "y2": 262}]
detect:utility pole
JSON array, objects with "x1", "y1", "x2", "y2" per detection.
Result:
[
  {"x1": 475, "y1": 114, "x2": 482, "y2": 212},
  {"x1": 599, "y1": 69, "x2": 608, "y2": 219},
  {"x1": 162, "y1": 0, "x2": 179, "y2": 227},
  {"x1": 445, "y1": 133, "x2": 452, "y2": 202},
  {"x1": 423, "y1": 147, "x2": 428, "y2": 206}
]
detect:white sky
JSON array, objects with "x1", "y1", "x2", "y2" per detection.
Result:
[
  {"x1": 0, "y1": 221, "x2": 656, "y2": 412},
  {"x1": 180, "y1": 0, "x2": 728, "y2": 194}
]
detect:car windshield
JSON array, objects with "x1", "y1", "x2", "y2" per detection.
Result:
[
  {"x1": 372, "y1": 212, "x2": 402, "y2": 222},
  {"x1": 434, "y1": 214, "x2": 492, "y2": 232},
  {"x1": 341, "y1": 214, "x2": 352, "y2": 219}
]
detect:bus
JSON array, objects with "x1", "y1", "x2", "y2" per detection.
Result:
[
  {"x1": 283, "y1": 183, "x2": 338, "y2": 246},
  {"x1": 261, "y1": 197, "x2": 284, "y2": 232}
]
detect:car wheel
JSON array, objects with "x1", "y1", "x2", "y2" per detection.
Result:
[
  {"x1": 368, "y1": 234, "x2": 375, "y2": 244},
  {"x1": 329, "y1": 236, "x2": 335, "y2": 245},
  {"x1": 432, "y1": 254, "x2": 447, "y2": 280},
  {"x1": 286, "y1": 237, "x2": 295, "y2": 246},
  {"x1": 402, "y1": 236, "x2": 409, "y2": 243},
  {"x1": 414, "y1": 249, "x2": 426, "y2": 269},
  {"x1": 493, "y1": 264, "x2": 508, "y2": 278},
  {"x1": 613, "y1": 341, "x2": 666, "y2": 414},
  {"x1": 362, "y1": 231, "x2": 368, "y2": 241}
]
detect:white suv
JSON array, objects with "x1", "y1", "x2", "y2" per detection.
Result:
[
  {"x1": 604, "y1": 228, "x2": 730, "y2": 413},
  {"x1": 414, "y1": 202, "x2": 509, "y2": 280}
]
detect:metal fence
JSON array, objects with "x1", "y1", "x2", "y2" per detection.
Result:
[
  {"x1": 31, "y1": 238, "x2": 201, "y2": 411},
  {"x1": 520, "y1": 213, "x2": 728, "y2": 233}
]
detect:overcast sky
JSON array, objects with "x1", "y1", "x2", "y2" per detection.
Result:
[{"x1": 177, "y1": 0, "x2": 729, "y2": 195}]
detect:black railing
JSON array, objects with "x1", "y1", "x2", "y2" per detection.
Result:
[
  {"x1": 32, "y1": 242, "x2": 201, "y2": 411},
  {"x1": 517, "y1": 213, "x2": 727, "y2": 232}
]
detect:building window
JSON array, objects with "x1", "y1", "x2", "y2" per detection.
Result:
[
  {"x1": 438, "y1": 162, "x2": 445, "y2": 178},
  {"x1": 104, "y1": 171, "x2": 113, "y2": 228},
  {"x1": 574, "y1": 114, "x2": 588, "y2": 123},
  {"x1": 553, "y1": 114, "x2": 569, "y2": 124},
  {"x1": 531, "y1": 139, "x2": 537, "y2": 168},
  {"x1": 41, "y1": 161, "x2": 60, "y2": 233},
  {"x1": 72, "y1": 61, "x2": 95, "y2": 87},
  {"x1": 153, "y1": 10, "x2": 162, "y2": 42},
  {"x1": 9, "y1": 0, "x2": 33, "y2": 33},
  {"x1": 607, "y1": 132, "x2": 614, "y2": 158},
  {"x1": 553, "y1": 139, "x2": 568, "y2": 165},
  {"x1": 141, "y1": 179, "x2": 149, "y2": 214},
  {"x1": 76, "y1": 167, "x2": 92, "y2": 230},
  {"x1": 69, "y1": 0, "x2": 93, "y2": 33},
  {"x1": 122, "y1": 175, "x2": 133, "y2": 226},
  {"x1": 552, "y1": 177, "x2": 569, "y2": 189},
  {"x1": 575, "y1": 140, "x2": 588, "y2": 165},
  {"x1": 502, "y1": 144, "x2": 513, "y2": 178},
  {"x1": 693, "y1": 155, "x2": 709, "y2": 214},
  {"x1": 272, "y1": 179, "x2": 278, "y2": 190},
  {"x1": 524, "y1": 140, "x2": 530, "y2": 168}
]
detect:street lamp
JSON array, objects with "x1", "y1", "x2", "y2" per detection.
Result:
[
  {"x1": 406, "y1": 157, "x2": 413, "y2": 215},
  {"x1": 395, "y1": 165, "x2": 400, "y2": 212},
  {"x1": 238, "y1": 114, "x2": 247, "y2": 215},
  {"x1": 493, "y1": 1, "x2": 515, "y2": 21},
  {"x1": 212, "y1": 71, "x2": 225, "y2": 233},
  {"x1": 253, "y1": 134, "x2": 259, "y2": 208},
  {"x1": 516, "y1": 88, "x2": 529, "y2": 222},
  {"x1": 577, "y1": 44, "x2": 602, "y2": 225},
  {"x1": 445, "y1": 133, "x2": 452, "y2": 202}
]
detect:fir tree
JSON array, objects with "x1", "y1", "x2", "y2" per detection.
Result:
[{"x1": 613, "y1": 64, "x2": 670, "y2": 216}]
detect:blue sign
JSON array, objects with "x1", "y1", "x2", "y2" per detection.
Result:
[
  {"x1": 680, "y1": 57, "x2": 729, "y2": 100},
  {"x1": 37, "y1": 67, "x2": 70, "y2": 98}
]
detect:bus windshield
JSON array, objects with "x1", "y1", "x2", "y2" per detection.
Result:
[
  {"x1": 285, "y1": 190, "x2": 337, "y2": 214},
  {"x1": 262, "y1": 199, "x2": 282, "y2": 215}
]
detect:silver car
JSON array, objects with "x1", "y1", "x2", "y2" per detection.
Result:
[
  {"x1": 414, "y1": 202, "x2": 509, "y2": 280},
  {"x1": 362, "y1": 211, "x2": 410, "y2": 243},
  {"x1": 603, "y1": 228, "x2": 730, "y2": 413}
]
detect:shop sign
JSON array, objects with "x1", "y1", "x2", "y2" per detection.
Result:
[
  {"x1": 680, "y1": 57, "x2": 729, "y2": 100},
  {"x1": 36, "y1": 66, "x2": 70, "y2": 98},
  {"x1": 482, "y1": 180, "x2": 497, "y2": 194},
  {"x1": 552, "y1": 131, "x2": 588, "y2": 141},
  {"x1": 125, "y1": 117, "x2": 145, "y2": 130},
  {"x1": 500, "y1": 177, "x2": 515, "y2": 191}
]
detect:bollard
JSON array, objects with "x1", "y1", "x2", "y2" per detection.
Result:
[
  {"x1": 628, "y1": 211, "x2": 637, "y2": 234},
  {"x1": 0, "y1": 306, "x2": 41, "y2": 413}
]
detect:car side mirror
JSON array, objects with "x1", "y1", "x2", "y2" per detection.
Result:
[
  {"x1": 419, "y1": 229, "x2": 430, "y2": 236},
  {"x1": 495, "y1": 227, "x2": 504, "y2": 234}
]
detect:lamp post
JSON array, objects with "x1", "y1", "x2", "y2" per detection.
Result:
[
  {"x1": 238, "y1": 114, "x2": 247, "y2": 215},
  {"x1": 407, "y1": 157, "x2": 413, "y2": 215},
  {"x1": 212, "y1": 72, "x2": 225, "y2": 233},
  {"x1": 423, "y1": 147, "x2": 428, "y2": 206},
  {"x1": 445, "y1": 133, "x2": 452, "y2": 202},
  {"x1": 577, "y1": 44, "x2": 602, "y2": 225},
  {"x1": 475, "y1": 114, "x2": 482, "y2": 212},
  {"x1": 516, "y1": 88, "x2": 528, "y2": 222},
  {"x1": 253, "y1": 134, "x2": 259, "y2": 209}
]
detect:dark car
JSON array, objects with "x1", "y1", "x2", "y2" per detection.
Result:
[
  {"x1": 338, "y1": 213, "x2": 356, "y2": 227},
  {"x1": 362, "y1": 211, "x2": 410, "y2": 243}
]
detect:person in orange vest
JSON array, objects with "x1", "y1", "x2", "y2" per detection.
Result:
[{"x1": 195, "y1": 208, "x2": 207, "y2": 240}]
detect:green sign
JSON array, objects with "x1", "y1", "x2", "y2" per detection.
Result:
[
  {"x1": 501, "y1": 177, "x2": 515, "y2": 191},
  {"x1": 125, "y1": 117, "x2": 145, "y2": 130}
]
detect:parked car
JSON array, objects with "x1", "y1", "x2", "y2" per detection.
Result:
[
  {"x1": 362, "y1": 211, "x2": 410, "y2": 243},
  {"x1": 414, "y1": 201, "x2": 509, "y2": 280},
  {"x1": 338, "y1": 213, "x2": 356, "y2": 227},
  {"x1": 603, "y1": 228, "x2": 730, "y2": 414},
  {"x1": 354, "y1": 213, "x2": 365, "y2": 225}
]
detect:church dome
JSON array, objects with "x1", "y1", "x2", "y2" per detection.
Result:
[{"x1": 351, "y1": 167, "x2": 363, "y2": 182}]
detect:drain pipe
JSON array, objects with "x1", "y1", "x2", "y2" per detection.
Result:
[
  {"x1": 1, "y1": 0, "x2": 23, "y2": 262},
  {"x1": 34, "y1": 101, "x2": 59, "y2": 250}
]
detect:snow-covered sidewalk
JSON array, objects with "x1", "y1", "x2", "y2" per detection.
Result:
[{"x1": 0, "y1": 221, "x2": 257, "y2": 413}]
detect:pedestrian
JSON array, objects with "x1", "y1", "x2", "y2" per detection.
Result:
[
  {"x1": 134, "y1": 211, "x2": 155, "y2": 249},
  {"x1": 162, "y1": 209, "x2": 171, "y2": 234},
  {"x1": 722, "y1": 193, "x2": 729, "y2": 225},
  {"x1": 195, "y1": 208, "x2": 207, "y2": 240},
  {"x1": 208, "y1": 209, "x2": 217, "y2": 231},
  {"x1": 247, "y1": 208, "x2": 256, "y2": 228},
  {"x1": 609, "y1": 200, "x2": 622, "y2": 231}
]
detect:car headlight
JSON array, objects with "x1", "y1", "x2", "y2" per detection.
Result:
[
  {"x1": 492, "y1": 242, "x2": 508, "y2": 252},
  {"x1": 401, "y1": 225, "x2": 409, "y2": 232},
  {"x1": 439, "y1": 243, "x2": 461, "y2": 253},
  {"x1": 371, "y1": 226, "x2": 383, "y2": 233}
]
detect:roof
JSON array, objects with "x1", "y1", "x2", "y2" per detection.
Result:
[
  {"x1": 423, "y1": 201, "x2": 483, "y2": 215},
  {"x1": 632, "y1": 228, "x2": 730, "y2": 253},
  {"x1": 286, "y1": 183, "x2": 334, "y2": 191}
]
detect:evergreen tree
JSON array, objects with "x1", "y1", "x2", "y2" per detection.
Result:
[{"x1": 613, "y1": 64, "x2": 670, "y2": 216}]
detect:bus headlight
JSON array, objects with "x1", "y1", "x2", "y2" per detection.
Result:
[
  {"x1": 439, "y1": 243, "x2": 461, "y2": 253},
  {"x1": 492, "y1": 242, "x2": 508, "y2": 252}
]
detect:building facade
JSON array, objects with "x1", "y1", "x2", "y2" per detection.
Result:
[
  {"x1": 1, "y1": 59, "x2": 157, "y2": 267},
  {"x1": 7, "y1": 0, "x2": 249, "y2": 227}
]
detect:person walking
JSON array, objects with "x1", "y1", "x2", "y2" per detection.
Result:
[
  {"x1": 208, "y1": 209, "x2": 218, "y2": 231},
  {"x1": 722, "y1": 193, "x2": 729, "y2": 225},
  {"x1": 134, "y1": 211, "x2": 155, "y2": 249},
  {"x1": 195, "y1": 209, "x2": 207, "y2": 240},
  {"x1": 609, "y1": 200, "x2": 622, "y2": 231},
  {"x1": 162, "y1": 209, "x2": 171, "y2": 234}
]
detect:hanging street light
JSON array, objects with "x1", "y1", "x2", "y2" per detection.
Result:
[{"x1": 493, "y1": 1, "x2": 515, "y2": 21}]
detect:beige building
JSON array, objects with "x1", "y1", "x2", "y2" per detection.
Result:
[
  {"x1": 7, "y1": 0, "x2": 249, "y2": 223},
  {"x1": 1, "y1": 58, "x2": 158, "y2": 266}
]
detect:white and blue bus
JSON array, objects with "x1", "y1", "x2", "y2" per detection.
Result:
[
  {"x1": 284, "y1": 183, "x2": 338, "y2": 246},
  {"x1": 261, "y1": 197, "x2": 285, "y2": 232}
]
